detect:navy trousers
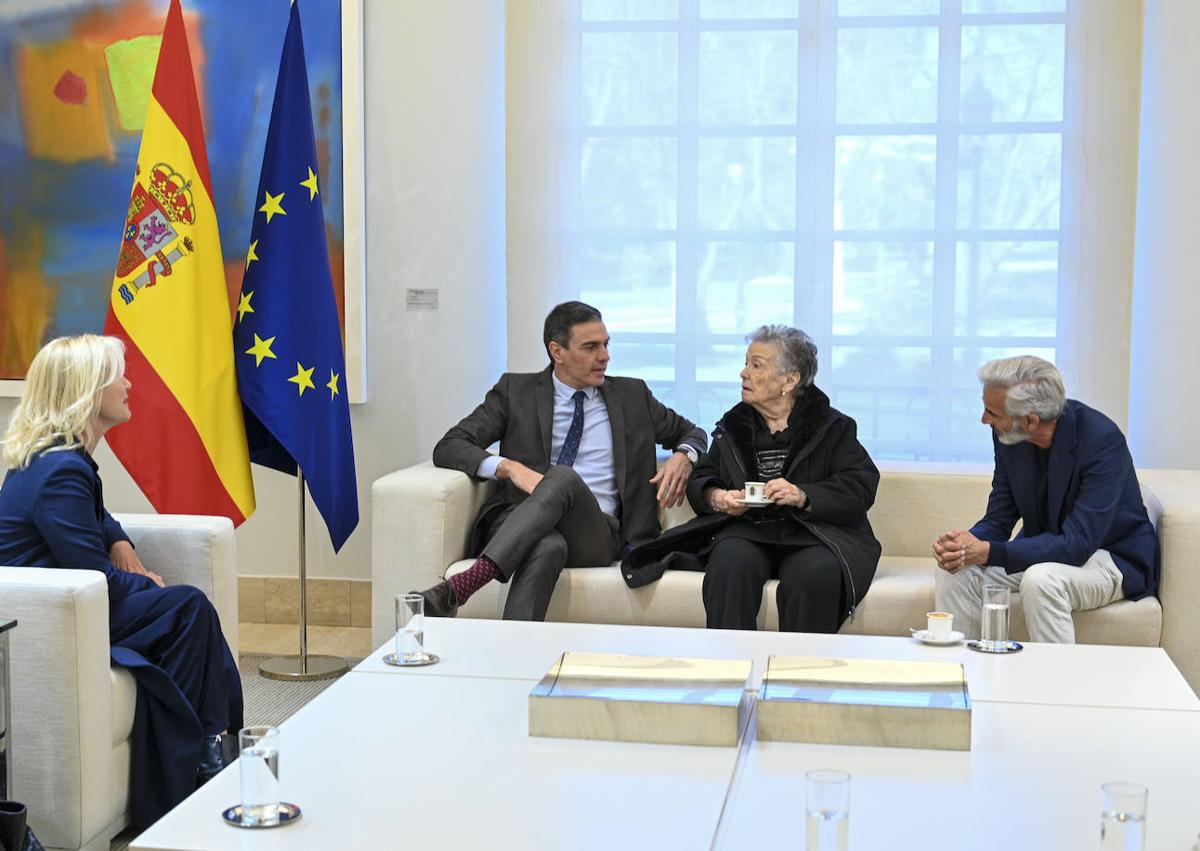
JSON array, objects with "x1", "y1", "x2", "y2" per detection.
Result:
[{"x1": 106, "y1": 571, "x2": 243, "y2": 829}]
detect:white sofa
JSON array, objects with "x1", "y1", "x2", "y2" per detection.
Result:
[
  {"x1": 0, "y1": 514, "x2": 238, "y2": 851},
  {"x1": 373, "y1": 463, "x2": 1200, "y2": 695}
]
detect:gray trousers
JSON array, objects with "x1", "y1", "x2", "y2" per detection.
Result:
[
  {"x1": 482, "y1": 465, "x2": 621, "y2": 621},
  {"x1": 933, "y1": 548, "x2": 1124, "y2": 643}
]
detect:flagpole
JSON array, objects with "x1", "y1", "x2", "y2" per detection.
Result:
[{"x1": 259, "y1": 471, "x2": 349, "y2": 681}]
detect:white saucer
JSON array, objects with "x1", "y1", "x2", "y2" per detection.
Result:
[
  {"x1": 737, "y1": 497, "x2": 774, "y2": 506},
  {"x1": 910, "y1": 629, "x2": 965, "y2": 646}
]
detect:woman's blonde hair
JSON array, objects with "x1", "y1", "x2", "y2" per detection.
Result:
[{"x1": 2, "y1": 334, "x2": 126, "y2": 470}]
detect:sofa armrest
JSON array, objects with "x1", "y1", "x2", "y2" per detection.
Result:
[
  {"x1": 0, "y1": 567, "x2": 112, "y2": 849},
  {"x1": 1136, "y1": 470, "x2": 1200, "y2": 696},
  {"x1": 371, "y1": 463, "x2": 488, "y2": 648},
  {"x1": 111, "y1": 513, "x2": 239, "y2": 658}
]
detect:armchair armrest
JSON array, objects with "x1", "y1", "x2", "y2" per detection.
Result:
[
  {"x1": 111, "y1": 513, "x2": 238, "y2": 658},
  {"x1": 0, "y1": 567, "x2": 112, "y2": 849},
  {"x1": 1136, "y1": 470, "x2": 1200, "y2": 695},
  {"x1": 371, "y1": 463, "x2": 488, "y2": 648}
]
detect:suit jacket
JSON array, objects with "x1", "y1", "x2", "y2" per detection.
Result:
[
  {"x1": 971, "y1": 399, "x2": 1159, "y2": 600},
  {"x1": 0, "y1": 445, "x2": 131, "y2": 576},
  {"x1": 433, "y1": 367, "x2": 707, "y2": 552}
]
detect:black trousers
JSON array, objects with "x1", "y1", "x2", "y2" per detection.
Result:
[
  {"x1": 482, "y1": 465, "x2": 621, "y2": 622},
  {"x1": 702, "y1": 535, "x2": 844, "y2": 633}
]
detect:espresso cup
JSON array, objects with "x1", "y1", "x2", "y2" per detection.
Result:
[
  {"x1": 926, "y1": 611, "x2": 954, "y2": 640},
  {"x1": 744, "y1": 481, "x2": 766, "y2": 500}
]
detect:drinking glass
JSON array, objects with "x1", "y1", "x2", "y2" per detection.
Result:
[
  {"x1": 980, "y1": 584, "x2": 1011, "y2": 651},
  {"x1": 1101, "y1": 782, "x2": 1147, "y2": 851},
  {"x1": 395, "y1": 593, "x2": 426, "y2": 662},
  {"x1": 806, "y1": 769, "x2": 850, "y2": 851},
  {"x1": 239, "y1": 726, "x2": 281, "y2": 827}
]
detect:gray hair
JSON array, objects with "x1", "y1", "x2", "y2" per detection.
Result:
[
  {"x1": 977, "y1": 355, "x2": 1066, "y2": 421},
  {"x1": 745, "y1": 325, "x2": 818, "y2": 392}
]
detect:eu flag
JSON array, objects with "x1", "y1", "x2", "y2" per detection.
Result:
[{"x1": 233, "y1": 1, "x2": 358, "y2": 551}]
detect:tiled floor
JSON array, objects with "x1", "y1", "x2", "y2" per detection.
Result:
[{"x1": 239, "y1": 622, "x2": 374, "y2": 657}]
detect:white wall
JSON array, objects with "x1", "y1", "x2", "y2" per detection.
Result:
[
  {"x1": 0, "y1": 0, "x2": 508, "y2": 580},
  {"x1": 1127, "y1": 0, "x2": 1200, "y2": 470}
]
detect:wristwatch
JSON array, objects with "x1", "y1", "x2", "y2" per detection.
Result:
[{"x1": 674, "y1": 445, "x2": 699, "y2": 464}]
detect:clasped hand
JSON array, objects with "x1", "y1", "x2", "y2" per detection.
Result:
[{"x1": 932, "y1": 529, "x2": 988, "y2": 574}]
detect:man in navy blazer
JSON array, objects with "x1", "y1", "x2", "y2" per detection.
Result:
[{"x1": 933, "y1": 355, "x2": 1158, "y2": 643}]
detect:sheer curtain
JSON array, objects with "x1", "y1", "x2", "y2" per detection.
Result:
[{"x1": 507, "y1": 0, "x2": 1141, "y2": 461}]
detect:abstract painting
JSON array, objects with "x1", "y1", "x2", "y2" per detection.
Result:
[{"x1": 0, "y1": 0, "x2": 363, "y2": 395}]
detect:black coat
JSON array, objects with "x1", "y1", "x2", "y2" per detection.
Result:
[{"x1": 621, "y1": 386, "x2": 882, "y2": 622}]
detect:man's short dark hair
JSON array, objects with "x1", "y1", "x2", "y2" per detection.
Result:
[{"x1": 543, "y1": 301, "x2": 603, "y2": 361}]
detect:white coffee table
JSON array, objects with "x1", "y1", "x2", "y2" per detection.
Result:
[
  {"x1": 132, "y1": 619, "x2": 1200, "y2": 850},
  {"x1": 715, "y1": 702, "x2": 1200, "y2": 850},
  {"x1": 356, "y1": 618, "x2": 1200, "y2": 712},
  {"x1": 132, "y1": 671, "x2": 748, "y2": 850}
]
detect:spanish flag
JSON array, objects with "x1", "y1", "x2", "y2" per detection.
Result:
[{"x1": 103, "y1": 0, "x2": 255, "y2": 525}]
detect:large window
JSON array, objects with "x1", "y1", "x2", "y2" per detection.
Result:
[{"x1": 573, "y1": 0, "x2": 1069, "y2": 460}]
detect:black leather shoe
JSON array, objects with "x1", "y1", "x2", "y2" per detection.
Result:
[
  {"x1": 414, "y1": 580, "x2": 459, "y2": 618},
  {"x1": 196, "y1": 733, "x2": 226, "y2": 788}
]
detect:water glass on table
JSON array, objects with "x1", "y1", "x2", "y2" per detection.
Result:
[
  {"x1": 239, "y1": 726, "x2": 281, "y2": 827},
  {"x1": 396, "y1": 592, "x2": 427, "y2": 661},
  {"x1": 806, "y1": 769, "x2": 850, "y2": 851},
  {"x1": 1101, "y1": 782, "x2": 1147, "y2": 851},
  {"x1": 980, "y1": 584, "x2": 1011, "y2": 651}
]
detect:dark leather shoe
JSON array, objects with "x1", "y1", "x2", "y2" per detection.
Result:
[
  {"x1": 196, "y1": 733, "x2": 226, "y2": 788},
  {"x1": 414, "y1": 580, "x2": 458, "y2": 617}
]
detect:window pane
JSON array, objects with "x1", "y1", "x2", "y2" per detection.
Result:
[
  {"x1": 700, "y1": 31, "x2": 797, "y2": 125},
  {"x1": 697, "y1": 384, "x2": 743, "y2": 431},
  {"x1": 961, "y1": 25, "x2": 1065, "y2": 123},
  {"x1": 955, "y1": 241, "x2": 1057, "y2": 337},
  {"x1": 836, "y1": 27, "x2": 938, "y2": 124},
  {"x1": 833, "y1": 241, "x2": 933, "y2": 335},
  {"x1": 957, "y1": 133, "x2": 1061, "y2": 230},
  {"x1": 582, "y1": 241, "x2": 676, "y2": 332},
  {"x1": 582, "y1": 137, "x2": 677, "y2": 229},
  {"x1": 702, "y1": 0, "x2": 798, "y2": 17},
  {"x1": 583, "y1": 33, "x2": 678, "y2": 126},
  {"x1": 964, "y1": 0, "x2": 1065, "y2": 12},
  {"x1": 699, "y1": 137, "x2": 797, "y2": 230},
  {"x1": 835, "y1": 136, "x2": 936, "y2": 230},
  {"x1": 830, "y1": 346, "x2": 931, "y2": 385},
  {"x1": 697, "y1": 344, "x2": 745, "y2": 383},
  {"x1": 614, "y1": 342, "x2": 675, "y2": 382},
  {"x1": 698, "y1": 242, "x2": 794, "y2": 334},
  {"x1": 833, "y1": 388, "x2": 932, "y2": 447},
  {"x1": 582, "y1": 0, "x2": 678, "y2": 21},
  {"x1": 951, "y1": 345, "x2": 1056, "y2": 385},
  {"x1": 839, "y1": 0, "x2": 939, "y2": 14}
]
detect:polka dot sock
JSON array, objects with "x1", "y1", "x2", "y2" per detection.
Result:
[{"x1": 448, "y1": 554, "x2": 502, "y2": 605}]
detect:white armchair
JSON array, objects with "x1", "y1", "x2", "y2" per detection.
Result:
[{"x1": 0, "y1": 514, "x2": 238, "y2": 851}]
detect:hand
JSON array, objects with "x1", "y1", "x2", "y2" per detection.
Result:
[
  {"x1": 110, "y1": 540, "x2": 165, "y2": 587},
  {"x1": 764, "y1": 478, "x2": 807, "y2": 508},
  {"x1": 705, "y1": 487, "x2": 749, "y2": 517},
  {"x1": 496, "y1": 459, "x2": 544, "y2": 495},
  {"x1": 932, "y1": 529, "x2": 989, "y2": 574},
  {"x1": 649, "y1": 451, "x2": 693, "y2": 509}
]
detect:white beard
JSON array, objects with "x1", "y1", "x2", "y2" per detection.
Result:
[{"x1": 996, "y1": 425, "x2": 1030, "y2": 446}]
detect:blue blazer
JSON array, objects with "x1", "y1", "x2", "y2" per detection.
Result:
[
  {"x1": 0, "y1": 445, "x2": 132, "y2": 579},
  {"x1": 970, "y1": 399, "x2": 1159, "y2": 600}
]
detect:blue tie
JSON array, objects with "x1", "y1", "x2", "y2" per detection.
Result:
[{"x1": 556, "y1": 390, "x2": 587, "y2": 467}]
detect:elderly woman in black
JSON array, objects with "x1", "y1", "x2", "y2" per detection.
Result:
[{"x1": 623, "y1": 325, "x2": 881, "y2": 632}]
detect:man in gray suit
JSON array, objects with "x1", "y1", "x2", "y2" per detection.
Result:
[{"x1": 419, "y1": 301, "x2": 708, "y2": 621}]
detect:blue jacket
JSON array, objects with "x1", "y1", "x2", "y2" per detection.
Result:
[
  {"x1": 0, "y1": 446, "x2": 132, "y2": 576},
  {"x1": 971, "y1": 399, "x2": 1159, "y2": 600}
]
